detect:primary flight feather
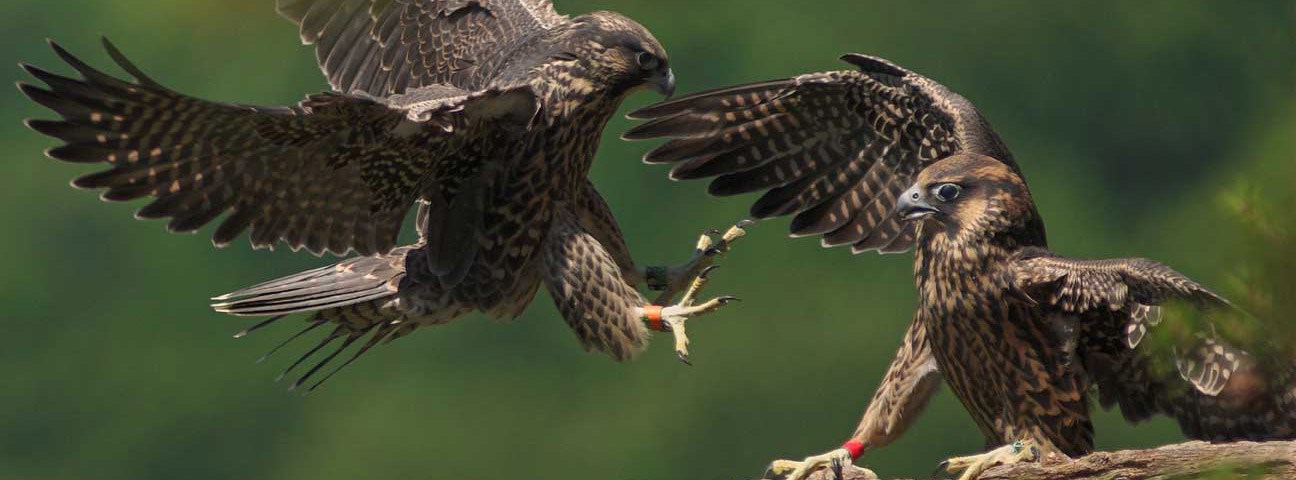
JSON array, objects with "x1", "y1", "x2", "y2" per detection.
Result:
[
  {"x1": 627, "y1": 54, "x2": 1295, "y2": 480},
  {"x1": 20, "y1": 0, "x2": 742, "y2": 390}
]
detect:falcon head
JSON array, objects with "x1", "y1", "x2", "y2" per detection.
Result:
[
  {"x1": 896, "y1": 154, "x2": 1041, "y2": 241},
  {"x1": 552, "y1": 11, "x2": 675, "y2": 97}
]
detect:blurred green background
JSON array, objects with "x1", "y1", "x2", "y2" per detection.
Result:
[{"x1": 2, "y1": 1, "x2": 1293, "y2": 479}]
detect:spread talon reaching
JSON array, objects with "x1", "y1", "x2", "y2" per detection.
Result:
[
  {"x1": 638, "y1": 264, "x2": 739, "y2": 365},
  {"x1": 643, "y1": 220, "x2": 751, "y2": 301}
]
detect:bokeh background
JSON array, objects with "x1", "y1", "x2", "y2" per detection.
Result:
[{"x1": 2, "y1": 1, "x2": 1293, "y2": 479}]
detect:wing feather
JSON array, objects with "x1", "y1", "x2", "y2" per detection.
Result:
[
  {"x1": 278, "y1": 0, "x2": 567, "y2": 96},
  {"x1": 625, "y1": 54, "x2": 1016, "y2": 254},
  {"x1": 21, "y1": 39, "x2": 538, "y2": 256},
  {"x1": 1009, "y1": 249, "x2": 1243, "y2": 396}
]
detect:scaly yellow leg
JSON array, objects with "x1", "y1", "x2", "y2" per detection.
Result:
[{"x1": 940, "y1": 440, "x2": 1040, "y2": 480}]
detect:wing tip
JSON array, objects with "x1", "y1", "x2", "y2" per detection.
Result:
[
  {"x1": 625, "y1": 106, "x2": 658, "y2": 120},
  {"x1": 839, "y1": 53, "x2": 909, "y2": 77}
]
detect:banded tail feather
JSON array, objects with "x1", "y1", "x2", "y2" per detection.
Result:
[{"x1": 214, "y1": 245, "x2": 419, "y2": 391}]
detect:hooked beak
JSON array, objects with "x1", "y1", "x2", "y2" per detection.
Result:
[
  {"x1": 649, "y1": 68, "x2": 676, "y2": 98},
  {"x1": 896, "y1": 185, "x2": 939, "y2": 221}
]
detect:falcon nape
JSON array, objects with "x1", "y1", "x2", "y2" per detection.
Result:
[
  {"x1": 19, "y1": 0, "x2": 746, "y2": 392},
  {"x1": 625, "y1": 54, "x2": 1296, "y2": 480}
]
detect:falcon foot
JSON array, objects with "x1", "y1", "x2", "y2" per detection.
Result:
[
  {"x1": 764, "y1": 448, "x2": 877, "y2": 480},
  {"x1": 644, "y1": 219, "x2": 752, "y2": 302},
  {"x1": 640, "y1": 264, "x2": 739, "y2": 365},
  {"x1": 938, "y1": 440, "x2": 1039, "y2": 480}
]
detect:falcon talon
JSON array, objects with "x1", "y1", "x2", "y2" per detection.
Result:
[
  {"x1": 626, "y1": 50, "x2": 1287, "y2": 480},
  {"x1": 763, "y1": 460, "x2": 799, "y2": 480},
  {"x1": 649, "y1": 220, "x2": 750, "y2": 302},
  {"x1": 19, "y1": 2, "x2": 713, "y2": 388},
  {"x1": 934, "y1": 459, "x2": 950, "y2": 476},
  {"x1": 675, "y1": 350, "x2": 691, "y2": 366},
  {"x1": 770, "y1": 448, "x2": 864, "y2": 480},
  {"x1": 941, "y1": 439, "x2": 1040, "y2": 480}
]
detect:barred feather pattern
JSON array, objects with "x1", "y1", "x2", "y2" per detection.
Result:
[
  {"x1": 439, "y1": 64, "x2": 627, "y2": 315},
  {"x1": 27, "y1": 4, "x2": 680, "y2": 386},
  {"x1": 573, "y1": 180, "x2": 638, "y2": 284},
  {"x1": 210, "y1": 178, "x2": 649, "y2": 387},
  {"x1": 848, "y1": 318, "x2": 944, "y2": 451},
  {"x1": 277, "y1": 0, "x2": 568, "y2": 96},
  {"x1": 1011, "y1": 250, "x2": 1296, "y2": 441},
  {"x1": 18, "y1": 39, "x2": 529, "y2": 256},
  {"x1": 212, "y1": 245, "x2": 472, "y2": 390},
  {"x1": 542, "y1": 206, "x2": 650, "y2": 361},
  {"x1": 904, "y1": 155, "x2": 1294, "y2": 458},
  {"x1": 624, "y1": 54, "x2": 1021, "y2": 254}
]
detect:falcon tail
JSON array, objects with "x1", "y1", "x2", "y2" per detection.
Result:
[{"x1": 211, "y1": 246, "x2": 416, "y2": 391}]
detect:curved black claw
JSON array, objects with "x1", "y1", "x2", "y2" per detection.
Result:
[
  {"x1": 699, "y1": 264, "x2": 721, "y2": 279},
  {"x1": 716, "y1": 295, "x2": 740, "y2": 304},
  {"x1": 934, "y1": 460, "x2": 951, "y2": 478},
  {"x1": 736, "y1": 218, "x2": 756, "y2": 229},
  {"x1": 676, "y1": 350, "x2": 692, "y2": 366},
  {"x1": 831, "y1": 456, "x2": 845, "y2": 480}
]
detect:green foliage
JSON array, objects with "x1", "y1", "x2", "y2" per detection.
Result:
[
  {"x1": 1149, "y1": 161, "x2": 1296, "y2": 380},
  {"x1": 0, "y1": 1, "x2": 1292, "y2": 480},
  {"x1": 1215, "y1": 174, "x2": 1296, "y2": 361}
]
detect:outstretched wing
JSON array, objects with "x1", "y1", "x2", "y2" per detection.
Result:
[
  {"x1": 278, "y1": 0, "x2": 567, "y2": 96},
  {"x1": 624, "y1": 54, "x2": 1018, "y2": 254},
  {"x1": 1009, "y1": 249, "x2": 1245, "y2": 397},
  {"x1": 21, "y1": 39, "x2": 538, "y2": 256}
]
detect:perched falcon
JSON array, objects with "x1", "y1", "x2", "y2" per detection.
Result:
[
  {"x1": 625, "y1": 54, "x2": 1296, "y2": 479},
  {"x1": 19, "y1": 0, "x2": 744, "y2": 390}
]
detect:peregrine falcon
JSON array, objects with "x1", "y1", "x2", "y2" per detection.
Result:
[
  {"x1": 19, "y1": 0, "x2": 744, "y2": 390},
  {"x1": 625, "y1": 54, "x2": 1296, "y2": 479}
]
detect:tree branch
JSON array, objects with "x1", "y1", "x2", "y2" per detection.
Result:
[{"x1": 769, "y1": 440, "x2": 1296, "y2": 480}]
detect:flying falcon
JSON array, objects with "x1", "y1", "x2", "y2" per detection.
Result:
[
  {"x1": 19, "y1": 0, "x2": 746, "y2": 390},
  {"x1": 625, "y1": 54, "x2": 1296, "y2": 479}
]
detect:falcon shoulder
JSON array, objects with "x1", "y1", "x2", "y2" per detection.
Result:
[
  {"x1": 20, "y1": 38, "x2": 539, "y2": 256},
  {"x1": 278, "y1": 0, "x2": 568, "y2": 96},
  {"x1": 624, "y1": 54, "x2": 1018, "y2": 254},
  {"x1": 1007, "y1": 248, "x2": 1246, "y2": 397}
]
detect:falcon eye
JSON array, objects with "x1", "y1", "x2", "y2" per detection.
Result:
[
  {"x1": 636, "y1": 51, "x2": 660, "y2": 71},
  {"x1": 932, "y1": 183, "x2": 962, "y2": 202}
]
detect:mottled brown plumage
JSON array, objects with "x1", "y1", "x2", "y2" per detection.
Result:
[
  {"x1": 627, "y1": 55, "x2": 1295, "y2": 478},
  {"x1": 20, "y1": 1, "x2": 739, "y2": 390},
  {"x1": 624, "y1": 54, "x2": 1017, "y2": 255}
]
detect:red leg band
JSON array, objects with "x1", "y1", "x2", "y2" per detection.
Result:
[
  {"x1": 841, "y1": 439, "x2": 865, "y2": 459},
  {"x1": 642, "y1": 305, "x2": 666, "y2": 331}
]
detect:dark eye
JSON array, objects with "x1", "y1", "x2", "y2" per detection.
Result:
[
  {"x1": 636, "y1": 51, "x2": 660, "y2": 71},
  {"x1": 932, "y1": 183, "x2": 962, "y2": 202}
]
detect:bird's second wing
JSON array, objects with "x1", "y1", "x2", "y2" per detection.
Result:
[
  {"x1": 1009, "y1": 250, "x2": 1296, "y2": 440},
  {"x1": 624, "y1": 54, "x2": 1017, "y2": 254},
  {"x1": 1008, "y1": 249, "x2": 1243, "y2": 397},
  {"x1": 21, "y1": 39, "x2": 538, "y2": 256},
  {"x1": 278, "y1": 0, "x2": 567, "y2": 96}
]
